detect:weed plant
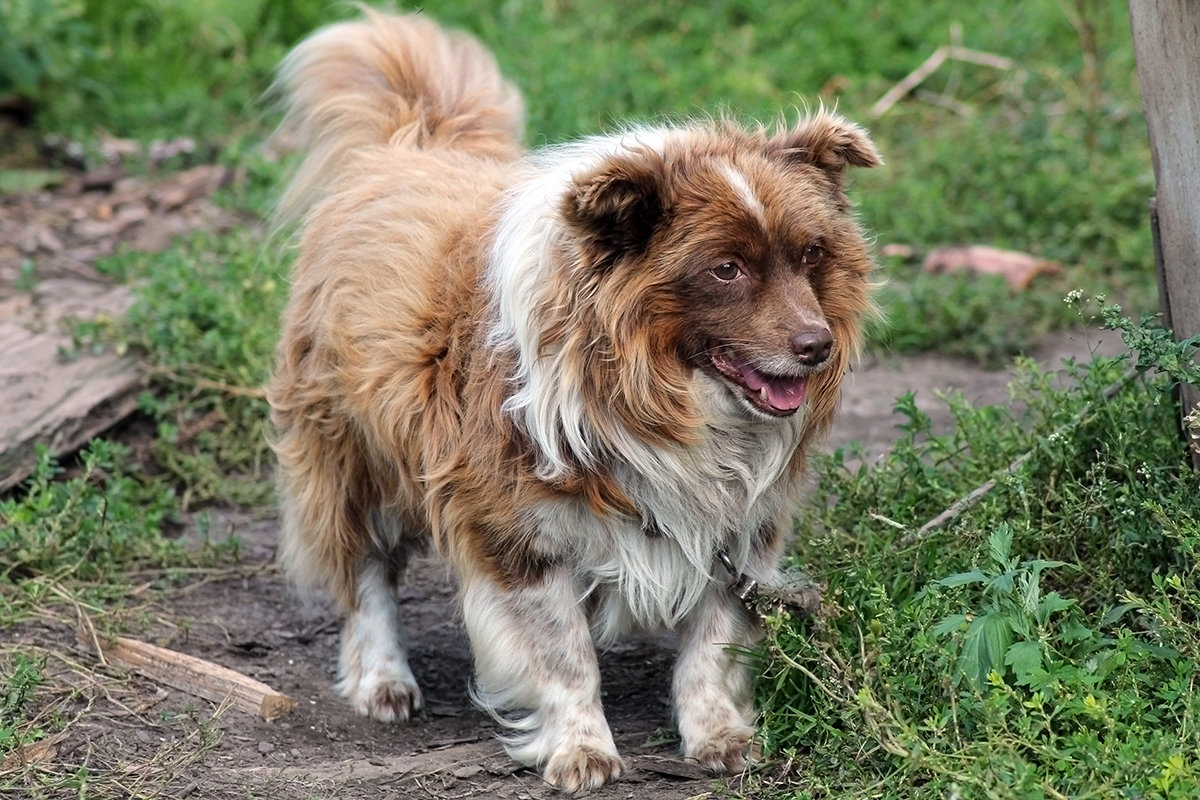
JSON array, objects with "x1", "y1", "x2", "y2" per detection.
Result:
[
  {"x1": 79, "y1": 221, "x2": 289, "y2": 509},
  {"x1": 750, "y1": 304, "x2": 1200, "y2": 799},
  {"x1": 0, "y1": 441, "x2": 178, "y2": 618}
]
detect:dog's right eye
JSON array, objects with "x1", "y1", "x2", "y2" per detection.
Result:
[{"x1": 710, "y1": 261, "x2": 742, "y2": 282}]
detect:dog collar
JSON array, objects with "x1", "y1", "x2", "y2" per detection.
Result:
[
  {"x1": 641, "y1": 514, "x2": 816, "y2": 613},
  {"x1": 716, "y1": 547, "x2": 759, "y2": 603}
]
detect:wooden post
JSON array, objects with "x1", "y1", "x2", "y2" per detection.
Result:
[{"x1": 1129, "y1": 1, "x2": 1200, "y2": 469}]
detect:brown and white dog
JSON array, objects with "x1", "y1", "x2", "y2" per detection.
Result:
[{"x1": 268, "y1": 10, "x2": 879, "y2": 793}]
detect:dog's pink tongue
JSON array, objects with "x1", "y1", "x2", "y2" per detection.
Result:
[
  {"x1": 738, "y1": 362, "x2": 808, "y2": 411},
  {"x1": 765, "y1": 374, "x2": 808, "y2": 410}
]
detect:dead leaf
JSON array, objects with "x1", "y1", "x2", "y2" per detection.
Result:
[
  {"x1": 37, "y1": 228, "x2": 64, "y2": 253},
  {"x1": 0, "y1": 733, "x2": 67, "y2": 772},
  {"x1": 922, "y1": 245, "x2": 1063, "y2": 290},
  {"x1": 151, "y1": 165, "x2": 229, "y2": 210},
  {"x1": 98, "y1": 134, "x2": 141, "y2": 162},
  {"x1": 880, "y1": 243, "x2": 916, "y2": 259},
  {"x1": 148, "y1": 136, "x2": 197, "y2": 163}
]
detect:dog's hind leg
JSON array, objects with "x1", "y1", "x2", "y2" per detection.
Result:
[
  {"x1": 462, "y1": 567, "x2": 623, "y2": 793},
  {"x1": 335, "y1": 508, "x2": 424, "y2": 723}
]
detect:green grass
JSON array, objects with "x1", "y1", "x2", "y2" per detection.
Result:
[
  {"x1": 2, "y1": 1, "x2": 1195, "y2": 798},
  {"x1": 86, "y1": 222, "x2": 289, "y2": 509}
]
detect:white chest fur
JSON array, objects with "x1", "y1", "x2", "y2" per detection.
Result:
[{"x1": 531, "y1": 397, "x2": 805, "y2": 644}]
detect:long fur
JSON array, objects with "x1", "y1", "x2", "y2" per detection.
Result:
[{"x1": 268, "y1": 9, "x2": 879, "y2": 793}]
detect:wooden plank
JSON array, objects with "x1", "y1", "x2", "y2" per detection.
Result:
[
  {"x1": 1128, "y1": 2, "x2": 1200, "y2": 468},
  {"x1": 100, "y1": 636, "x2": 297, "y2": 721},
  {"x1": 0, "y1": 279, "x2": 142, "y2": 491}
]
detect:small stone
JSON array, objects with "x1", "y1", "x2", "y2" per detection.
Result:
[{"x1": 257, "y1": 741, "x2": 275, "y2": 755}]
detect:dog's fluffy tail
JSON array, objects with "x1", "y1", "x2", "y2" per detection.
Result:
[{"x1": 270, "y1": 9, "x2": 525, "y2": 224}]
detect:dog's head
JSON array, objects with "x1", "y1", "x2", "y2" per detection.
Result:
[
  {"x1": 490, "y1": 111, "x2": 879, "y2": 476},
  {"x1": 563, "y1": 113, "x2": 878, "y2": 422}
]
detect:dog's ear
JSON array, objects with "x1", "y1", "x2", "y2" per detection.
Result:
[
  {"x1": 767, "y1": 111, "x2": 882, "y2": 181},
  {"x1": 563, "y1": 153, "x2": 665, "y2": 266}
]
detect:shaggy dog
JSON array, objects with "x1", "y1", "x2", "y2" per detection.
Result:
[{"x1": 268, "y1": 9, "x2": 879, "y2": 792}]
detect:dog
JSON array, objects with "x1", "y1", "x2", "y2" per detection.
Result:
[{"x1": 267, "y1": 9, "x2": 879, "y2": 792}]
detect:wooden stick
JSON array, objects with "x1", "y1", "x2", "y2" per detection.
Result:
[
  {"x1": 101, "y1": 636, "x2": 296, "y2": 721},
  {"x1": 895, "y1": 369, "x2": 1134, "y2": 549},
  {"x1": 944, "y1": 45, "x2": 1015, "y2": 71},
  {"x1": 869, "y1": 44, "x2": 1015, "y2": 119},
  {"x1": 870, "y1": 46, "x2": 950, "y2": 118},
  {"x1": 901, "y1": 451, "x2": 1032, "y2": 546}
]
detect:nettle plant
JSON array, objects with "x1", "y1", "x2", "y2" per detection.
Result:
[{"x1": 932, "y1": 524, "x2": 1080, "y2": 690}]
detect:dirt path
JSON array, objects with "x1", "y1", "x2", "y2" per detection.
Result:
[{"x1": 153, "y1": 510, "x2": 709, "y2": 799}]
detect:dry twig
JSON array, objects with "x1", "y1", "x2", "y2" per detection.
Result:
[
  {"x1": 870, "y1": 43, "x2": 1015, "y2": 118},
  {"x1": 895, "y1": 368, "x2": 1135, "y2": 549}
]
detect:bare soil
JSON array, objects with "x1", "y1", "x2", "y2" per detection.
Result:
[{"x1": 0, "y1": 165, "x2": 1127, "y2": 799}]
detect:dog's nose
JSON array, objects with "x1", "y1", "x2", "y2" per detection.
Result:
[{"x1": 789, "y1": 327, "x2": 833, "y2": 366}]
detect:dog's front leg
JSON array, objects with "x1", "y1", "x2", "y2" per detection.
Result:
[
  {"x1": 673, "y1": 586, "x2": 758, "y2": 774},
  {"x1": 462, "y1": 567, "x2": 623, "y2": 792}
]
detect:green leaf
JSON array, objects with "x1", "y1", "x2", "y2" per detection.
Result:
[
  {"x1": 1024, "y1": 558, "x2": 1071, "y2": 577},
  {"x1": 1100, "y1": 602, "x2": 1139, "y2": 627},
  {"x1": 1005, "y1": 640, "x2": 1043, "y2": 683},
  {"x1": 938, "y1": 570, "x2": 988, "y2": 588},
  {"x1": 959, "y1": 613, "x2": 1013, "y2": 687},
  {"x1": 1020, "y1": 570, "x2": 1041, "y2": 614},
  {"x1": 1022, "y1": 667, "x2": 1057, "y2": 693},
  {"x1": 933, "y1": 614, "x2": 969, "y2": 637},
  {"x1": 0, "y1": 169, "x2": 64, "y2": 194},
  {"x1": 1060, "y1": 621, "x2": 1098, "y2": 644},
  {"x1": 1035, "y1": 592, "x2": 1076, "y2": 626},
  {"x1": 988, "y1": 524, "x2": 1013, "y2": 570},
  {"x1": 987, "y1": 572, "x2": 1016, "y2": 594},
  {"x1": 1127, "y1": 639, "x2": 1181, "y2": 661}
]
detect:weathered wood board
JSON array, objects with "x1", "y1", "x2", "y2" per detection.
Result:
[
  {"x1": 1128, "y1": 1, "x2": 1200, "y2": 468},
  {"x1": 0, "y1": 279, "x2": 142, "y2": 492}
]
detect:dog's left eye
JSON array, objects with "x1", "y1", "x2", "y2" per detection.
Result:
[
  {"x1": 800, "y1": 243, "x2": 826, "y2": 267},
  {"x1": 710, "y1": 261, "x2": 742, "y2": 281}
]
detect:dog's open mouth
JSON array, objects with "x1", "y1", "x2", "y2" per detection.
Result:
[{"x1": 709, "y1": 346, "x2": 808, "y2": 417}]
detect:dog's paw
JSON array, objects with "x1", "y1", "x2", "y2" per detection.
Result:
[
  {"x1": 338, "y1": 668, "x2": 424, "y2": 723},
  {"x1": 543, "y1": 745, "x2": 624, "y2": 794},
  {"x1": 685, "y1": 725, "x2": 755, "y2": 775}
]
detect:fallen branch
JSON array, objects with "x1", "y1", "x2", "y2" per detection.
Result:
[
  {"x1": 99, "y1": 636, "x2": 296, "y2": 721},
  {"x1": 870, "y1": 44, "x2": 1015, "y2": 119},
  {"x1": 903, "y1": 451, "x2": 1033, "y2": 547},
  {"x1": 895, "y1": 368, "x2": 1135, "y2": 549},
  {"x1": 637, "y1": 755, "x2": 711, "y2": 780}
]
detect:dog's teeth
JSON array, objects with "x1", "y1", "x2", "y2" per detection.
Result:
[{"x1": 759, "y1": 386, "x2": 770, "y2": 404}]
